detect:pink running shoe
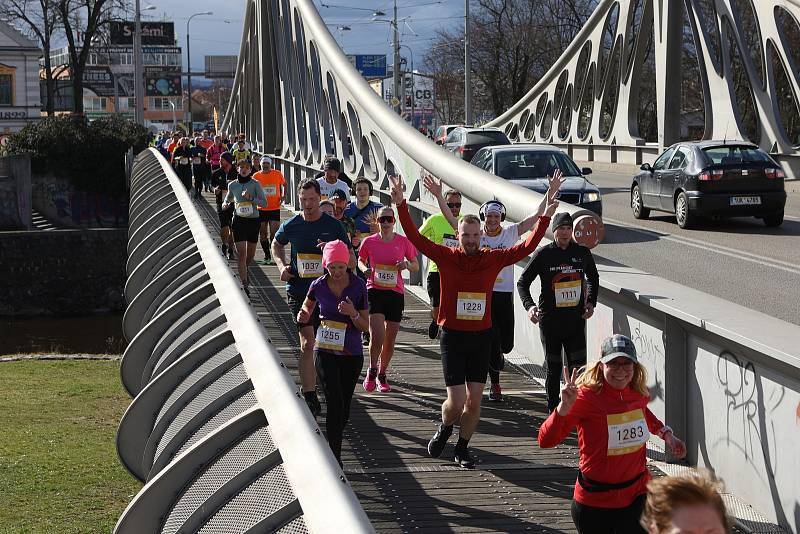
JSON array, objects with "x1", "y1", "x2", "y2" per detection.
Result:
[
  {"x1": 363, "y1": 367, "x2": 378, "y2": 392},
  {"x1": 377, "y1": 373, "x2": 391, "y2": 393}
]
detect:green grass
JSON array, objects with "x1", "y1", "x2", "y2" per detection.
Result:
[{"x1": 0, "y1": 360, "x2": 141, "y2": 533}]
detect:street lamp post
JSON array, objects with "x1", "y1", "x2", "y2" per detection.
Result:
[
  {"x1": 464, "y1": 0, "x2": 472, "y2": 124},
  {"x1": 187, "y1": 11, "x2": 213, "y2": 131},
  {"x1": 133, "y1": 2, "x2": 156, "y2": 126},
  {"x1": 400, "y1": 44, "x2": 415, "y2": 126}
]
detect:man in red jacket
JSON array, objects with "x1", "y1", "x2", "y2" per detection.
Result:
[{"x1": 390, "y1": 174, "x2": 559, "y2": 467}]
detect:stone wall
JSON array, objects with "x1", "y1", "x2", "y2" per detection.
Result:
[
  {"x1": 0, "y1": 155, "x2": 31, "y2": 230},
  {"x1": 0, "y1": 228, "x2": 127, "y2": 316},
  {"x1": 31, "y1": 176, "x2": 128, "y2": 229}
]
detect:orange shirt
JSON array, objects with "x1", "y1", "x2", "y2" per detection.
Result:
[{"x1": 253, "y1": 169, "x2": 286, "y2": 211}]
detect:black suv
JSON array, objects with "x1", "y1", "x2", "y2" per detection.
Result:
[
  {"x1": 631, "y1": 141, "x2": 787, "y2": 228},
  {"x1": 442, "y1": 127, "x2": 510, "y2": 161}
]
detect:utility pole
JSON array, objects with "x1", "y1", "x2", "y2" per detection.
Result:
[
  {"x1": 464, "y1": 0, "x2": 472, "y2": 125},
  {"x1": 393, "y1": 0, "x2": 401, "y2": 114},
  {"x1": 133, "y1": 0, "x2": 144, "y2": 125}
]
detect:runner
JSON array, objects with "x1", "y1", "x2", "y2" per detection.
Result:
[
  {"x1": 232, "y1": 139, "x2": 251, "y2": 163},
  {"x1": 171, "y1": 137, "x2": 193, "y2": 191},
  {"x1": 343, "y1": 177, "x2": 382, "y2": 249},
  {"x1": 418, "y1": 187, "x2": 462, "y2": 339},
  {"x1": 211, "y1": 152, "x2": 238, "y2": 259},
  {"x1": 538, "y1": 334, "x2": 687, "y2": 533},
  {"x1": 206, "y1": 135, "x2": 226, "y2": 174},
  {"x1": 330, "y1": 189, "x2": 356, "y2": 244},
  {"x1": 315, "y1": 154, "x2": 353, "y2": 190},
  {"x1": 272, "y1": 178, "x2": 355, "y2": 416},
  {"x1": 296, "y1": 239, "x2": 368, "y2": 465},
  {"x1": 424, "y1": 170, "x2": 564, "y2": 402},
  {"x1": 641, "y1": 472, "x2": 729, "y2": 534},
  {"x1": 390, "y1": 174, "x2": 558, "y2": 468},
  {"x1": 516, "y1": 210, "x2": 600, "y2": 413},
  {"x1": 319, "y1": 200, "x2": 334, "y2": 216},
  {"x1": 252, "y1": 155, "x2": 285, "y2": 265},
  {"x1": 317, "y1": 158, "x2": 350, "y2": 200},
  {"x1": 190, "y1": 136, "x2": 208, "y2": 198},
  {"x1": 358, "y1": 205, "x2": 419, "y2": 393},
  {"x1": 221, "y1": 159, "x2": 267, "y2": 295}
]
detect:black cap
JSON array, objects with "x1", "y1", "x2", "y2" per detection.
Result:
[
  {"x1": 600, "y1": 335, "x2": 638, "y2": 364},
  {"x1": 330, "y1": 189, "x2": 348, "y2": 202},
  {"x1": 220, "y1": 152, "x2": 234, "y2": 164},
  {"x1": 551, "y1": 212, "x2": 573, "y2": 231},
  {"x1": 324, "y1": 158, "x2": 341, "y2": 172}
]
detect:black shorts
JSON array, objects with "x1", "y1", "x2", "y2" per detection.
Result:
[
  {"x1": 287, "y1": 291, "x2": 320, "y2": 331},
  {"x1": 231, "y1": 216, "x2": 261, "y2": 243},
  {"x1": 218, "y1": 207, "x2": 232, "y2": 228},
  {"x1": 440, "y1": 328, "x2": 492, "y2": 386},
  {"x1": 367, "y1": 288, "x2": 404, "y2": 322},
  {"x1": 259, "y1": 209, "x2": 281, "y2": 222},
  {"x1": 426, "y1": 272, "x2": 441, "y2": 307}
]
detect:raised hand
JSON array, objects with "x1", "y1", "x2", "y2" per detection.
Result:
[
  {"x1": 338, "y1": 296, "x2": 356, "y2": 316},
  {"x1": 556, "y1": 366, "x2": 579, "y2": 415},
  {"x1": 389, "y1": 174, "x2": 405, "y2": 205},
  {"x1": 422, "y1": 173, "x2": 443, "y2": 198},
  {"x1": 544, "y1": 198, "x2": 560, "y2": 218},
  {"x1": 546, "y1": 168, "x2": 565, "y2": 202}
]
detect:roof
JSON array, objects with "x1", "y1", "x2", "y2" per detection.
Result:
[
  {"x1": 0, "y1": 20, "x2": 41, "y2": 51},
  {"x1": 673, "y1": 140, "x2": 759, "y2": 149},
  {"x1": 483, "y1": 143, "x2": 565, "y2": 153}
]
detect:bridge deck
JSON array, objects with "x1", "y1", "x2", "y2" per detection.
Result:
[{"x1": 193, "y1": 194, "x2": 641, "y2": 533}]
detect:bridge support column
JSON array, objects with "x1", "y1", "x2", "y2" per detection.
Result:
[
  {"x1": 663, "y1": 315, "x2": 688, "y2": 461},
  {"x1": 655, "y1": 1, "x2": 683, "y2": 150}
]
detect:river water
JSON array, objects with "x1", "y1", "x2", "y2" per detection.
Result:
[{"x1": 0, "y1": 314, "x2": 126, "y2": 355}]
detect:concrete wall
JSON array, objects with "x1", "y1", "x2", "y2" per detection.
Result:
[
  {"x1": 0, "y1": 155, "x2": 31, "y2": 230},
  {"x1": 0, "y1": 228, "x2": 127, "y2": 316},
  {"x1": 31, "y1": 176, "x2": 129, "y2": 228}
]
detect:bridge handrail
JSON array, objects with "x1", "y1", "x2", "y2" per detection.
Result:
[{"x1": 115, "y1": 148, "x2": 373, "y2": 533}]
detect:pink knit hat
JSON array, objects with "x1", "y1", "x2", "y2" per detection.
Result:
[{"x1": 322, "y1": 240, "x2": 350, "y2": 268}]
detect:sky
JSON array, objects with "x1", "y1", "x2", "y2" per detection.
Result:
[{"x1": 142, "y1": 0, "x2": 466, "y2": 75}]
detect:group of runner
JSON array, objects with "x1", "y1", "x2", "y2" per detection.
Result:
[{"x1": 187, "y1": 141, "x2": 719, "y2": 533}]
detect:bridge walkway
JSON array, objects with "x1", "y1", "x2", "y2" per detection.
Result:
[{"x1": 192, "y1": 192, "x2": 656, "y2": 533}]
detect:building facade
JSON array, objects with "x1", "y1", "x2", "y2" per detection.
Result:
[{"x1": 0, "y1": 21, "x2": 42, "y2": 139}]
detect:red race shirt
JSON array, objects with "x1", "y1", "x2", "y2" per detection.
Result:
[
  {"x1": 398, "y1": 200, "x2": 548, "y2": 331},
  {"x1": 538, "y1": 383, "x2": 665, "y2": 508}
]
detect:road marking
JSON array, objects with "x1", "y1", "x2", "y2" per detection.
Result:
[{"x1": 602, "y1": 216, "x2": 800, "y2": 275}]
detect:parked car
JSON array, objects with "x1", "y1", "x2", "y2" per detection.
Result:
[
  {"x1": 470, "y1": 144, "x2": 602, "y2": 215},
  {"x1": 631, "y1": 141, "x2": 787, "y2": 228},
  {"x1": 433, "y1": 124, "x2": 464, "y2": 145},
  {"x1": 443, "y1": 126, "x2": 510, "y2": 161}
]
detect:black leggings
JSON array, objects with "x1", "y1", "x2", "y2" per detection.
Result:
[
  {"x1": 571, "y1": 494, "x2": 647, "y2": 534},
  {"x1": 540, "y1": 317, "x2": 586, "y2": 412},
  {"x1": 315, "y1": 351, "x2": 364, "y2": 462}
]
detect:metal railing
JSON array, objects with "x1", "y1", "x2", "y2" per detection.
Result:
[{"x1": 115, "y1": 148, "x2": 373, "y2": 533}]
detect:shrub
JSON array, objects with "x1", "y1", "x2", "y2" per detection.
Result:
[{"x1": 6, "y1": 115, "x2": 150, "y2": 196}]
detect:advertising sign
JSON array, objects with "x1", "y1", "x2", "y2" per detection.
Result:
[
  {"x1": 205, "y1": 55, "x2": 237, "y2": 78},
  {"x1": 83, "y1": 66, "x2": 121, "y2": 97},
  {"x1": 346, "y1": 55, "x2": 387, "y2": 78},
  {"x1": 145, "y1": 66, "x2": 182, "y2": 97},
  {"x1": 110, "y1": 21, "x2": 175, "y2": 46}
]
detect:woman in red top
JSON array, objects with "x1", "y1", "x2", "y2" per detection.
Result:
[{"x1": 538, "y1": 334, "x2": 687, "y2": 533}]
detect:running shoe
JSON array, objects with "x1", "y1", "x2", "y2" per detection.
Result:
[
  {"x1": 454, "y1": 447, "x2": 475, "y2": 468},
  {"x1": 306, "y1": 393, "x2": 322, "y2": 417},
  {"x1": 362, "y1": 331, "x2": 370, "y2": 345},
  {"x1": 377, "y1": 373, "x2": 391, "y2": 393},
  {"x1": 227, "y1": 248, "x2": 235, "y2": 260},
  {"x1": 488, "y1": 384, "x2": 503, "y2": 402},
  {"x1": 427, "y1": 423, "x2": 453, "y2": 458},
  {"x1": 243, "y1": 285, "x2": 250, "y2": 297},
  {"x1": 363, "y1": 367, "x2": 378, "y2": 392},
  {"x1": 428, "y1": 321, "x2": 439, "y2": 339}
]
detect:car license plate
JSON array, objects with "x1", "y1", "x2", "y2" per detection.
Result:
[{"x1": 730, "y1": 196, "x2": 761, "y2": 206}]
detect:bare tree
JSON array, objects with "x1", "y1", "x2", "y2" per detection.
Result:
[
  {"x1": 0, "y1": 0, "x2": 61, "y2": 115},
  {"x1": 56, "y1": 0, "x2": 124, "y2": 114}
]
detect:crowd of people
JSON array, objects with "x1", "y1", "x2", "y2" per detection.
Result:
[{"x1": 154, "y1": 131, "x2": 731, "y2": 533}]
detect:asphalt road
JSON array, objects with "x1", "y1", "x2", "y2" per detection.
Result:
[{"x1": 587, "y1": 171, "x2": 800, "y2": 325}]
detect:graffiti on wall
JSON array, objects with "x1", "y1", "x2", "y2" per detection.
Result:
[{"x1": 32, "y1": 180, "x2": 128, "y2": 228}]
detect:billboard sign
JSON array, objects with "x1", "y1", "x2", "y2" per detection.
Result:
[
  {"x1": 83, "y1": 66, "x2": 124, "y2": 97},
  {"x1": 145, "y1": 66, "x2": 182, "y2": 97},
  {"x1": 110, "y1": 21, "x2": 175, "y2": 46},
  {"x1": 205, "y1": 55, "x2": 237, "y2": 78},
  {"x1": 346, "y1": 55, "x2": 387, "y2": 78}
]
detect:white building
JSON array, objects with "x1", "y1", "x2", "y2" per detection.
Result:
[{"x1": 0, "y1": 20, "x2": 41, "y2": 138}]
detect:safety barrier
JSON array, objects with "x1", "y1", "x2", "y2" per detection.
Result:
[{"x1": 115, "y1": 147, "x2": 373, "y2": 533}]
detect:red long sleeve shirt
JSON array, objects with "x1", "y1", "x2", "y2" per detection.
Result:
[
  {"x1": 538, "y1": 382, "x2": 664, "y2": 508},
  {"x1": 398, "y1": 200, "x2": 549, "y2": 331}
]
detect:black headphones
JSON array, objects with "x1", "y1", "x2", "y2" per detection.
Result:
[{"x1": 479, "y1": 199, "x2": 506, "y2": 221}]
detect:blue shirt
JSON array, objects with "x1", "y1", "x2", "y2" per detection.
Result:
[
  {"x1": 274, "y1": 212, "x2": 352, "y2": 296},
  {"x1": 344, "y1": 201, "x2": 384, "y2": 233}
]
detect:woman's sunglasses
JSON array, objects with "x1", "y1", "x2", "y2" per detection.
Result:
[{"x1": 378, "y1": 216, "x2": 395, "y2": 223}]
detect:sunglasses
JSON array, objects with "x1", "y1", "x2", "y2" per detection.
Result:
[
  {"x1": 378, "y1": 216, "x2": 395, "y2": 223},
  {"x1": 446, "y1": 203, "x2": 462, "y2": 209}
]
